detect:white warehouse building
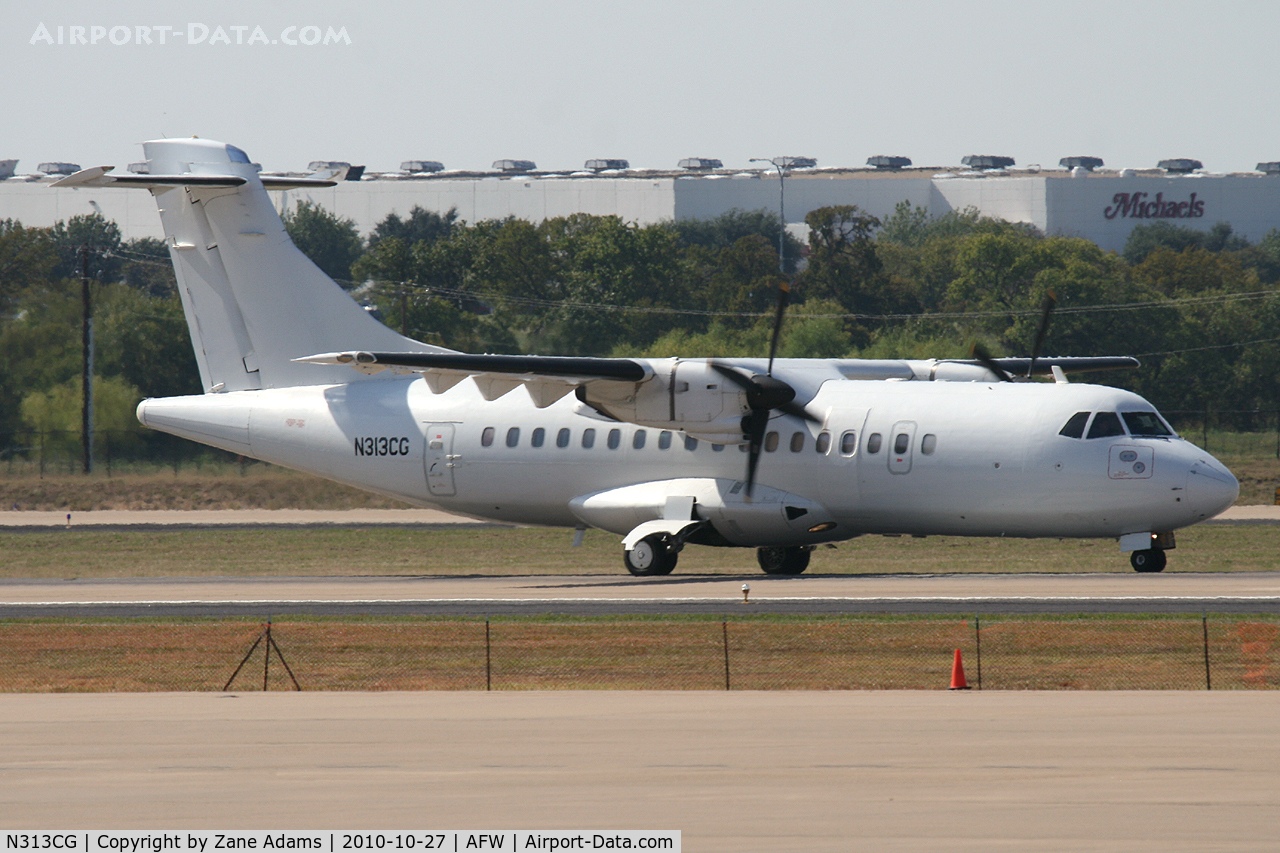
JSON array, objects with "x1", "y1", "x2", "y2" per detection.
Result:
[{"x1": 4, "y1": 153, "x2": 1280, "y2": 253}]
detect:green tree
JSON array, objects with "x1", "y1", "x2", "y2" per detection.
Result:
[
  {"x1": 1122, "y1": 221, "x2": 1250, "y2": 266},
  {"x1": 0, "y1": 220, "x2": 57, "y2": 311},
  {"x1": 19, "y1": 374, "x2": 145, "y2": 457},
  {"x1": 367, "y1": 205, "x2": 458, "y2": 251},
  {"x1": 673, "y1": 208, "x2": 801, "y2": 275},
  {"x1": 282, "y1": 200, "x2": 363, "y2": 285},
  {"x1": 48, "y1": 213, "x2": 122, "y2": 282}
]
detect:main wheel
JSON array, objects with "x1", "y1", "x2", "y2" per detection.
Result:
[
  {"x1": 1130, "y1": 548, "x2": 1167, "y2": 573},
  {"x1": 757, "y1": 546, "x2": 811, "y2": 575},
  {"x1": 624, "y1": 534, "x2": 678, "y2": 576}
]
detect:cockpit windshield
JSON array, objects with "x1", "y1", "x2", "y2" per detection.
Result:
[{"x1": 1122, "y1": 410, "x2": 1175, "y2": 437}]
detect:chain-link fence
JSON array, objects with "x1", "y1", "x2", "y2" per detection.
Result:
[
  {"x1": 2, "y1": 615, "x2": 1278, "y2": 692},
  {"x1": 0, "y1": 429, "x2": 247, "y2": 478},
  {"x1": 1161, "y1": 409, "x2": 1280, "y2": 458}
]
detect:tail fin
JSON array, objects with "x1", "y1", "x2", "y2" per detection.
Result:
[{"x1": 57, "y1": 137, "x2": 448, "y2": 392}]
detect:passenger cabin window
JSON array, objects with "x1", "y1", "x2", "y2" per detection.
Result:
[
  {"x1": 790, "y1": 432, "x2": 805, "y2": 453},
  {"x1": 1122, "y1": 411, "x2": 1175, "y2": 437},
  {"x1": 582, "y1": 428, "x2": 596, "y2": 449},
  {"x1": 633, "y1": 430, "x2": 646, "y2": 449},
  {"x1": 1059, "y1": 411, "x2": 1090, "y2": 439},
  {"x1": 867, "y1": 433, "x2": 882, "y2": 454},
  {"x1": 531, "y1": 428, "x2": 545, "y2": 448},
  {"x1": 1086, "y1": 411, "x2": 1126, "y2": 439},
  {"x1": 765, "y1": 431, "x2": 779, "y2": 452},
  {"x1": 506, "y1": 427, "x2": 520, "y2": 447},
  {"x1": 684, "y1": 436, "x2": 698, "y2": 451},
  {"x1": 815, "y1": 432, "x2": 831, "y2": 454},
  {"x1": 921, "y1": 434, "x2": 937, "y2": 455},
  {"x1": 607, "y1": 428, "x2": 621, "y2": 449},
  {"x1": 712, "y1": 443, "x2": 725, "y2": 452},
  {"x1": 659, "y1": 431, "x2": 672, "y2": 450},
  {"x1": 556, "y1": 428, "x2": 571, "y2": 448},
  {"x1": 840, "y1": 431, "x2": 857, "y2": 455},
  {"x1": 893, "y1": 433, "x2": 910, "y2": 455},
  {"x1": 481, "y1": 427, "x2": 495, "y2": 447}
]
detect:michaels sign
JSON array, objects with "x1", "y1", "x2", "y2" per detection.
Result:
[{"x1": 1105, "y1": 191, "x2": 1205, "y2": 220}]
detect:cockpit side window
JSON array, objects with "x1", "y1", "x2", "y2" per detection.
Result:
[
  {"x1": 1122, "y1": 411, "x2": 1175, "y2": 437},
  {"x1": 1059, "y1": 411, "x2": 1090, "y2": 439},
  {"x1": 1086, "y1": 411, "x2": 1126, "y2": 439}
]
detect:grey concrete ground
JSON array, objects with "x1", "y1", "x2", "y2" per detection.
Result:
[
  {"x1": 4, "y1": 508, "x2": 1278, "y2": 850},
  {"x1": 4, "y1": 571, "x2": 1280, "y2": 604},
  {"x1": 2, "y1": 691, "x2": 1278, "y2": 852}
]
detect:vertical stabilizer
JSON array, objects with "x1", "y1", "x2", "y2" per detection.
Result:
[{"x1": 140, "y1": 138, "x2": 448, "y2": 391}]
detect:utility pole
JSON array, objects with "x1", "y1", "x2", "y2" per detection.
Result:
[{"x1": 80, "y1": 245, "x2": 94, "y2": 474}]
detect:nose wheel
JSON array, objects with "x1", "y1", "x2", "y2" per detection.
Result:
[{"x1": 1130, "y1": 549, "x2": 1167, "y2": 573}]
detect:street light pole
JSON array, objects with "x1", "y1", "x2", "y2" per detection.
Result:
[{"x1": 750, "y1": 158, "x2": 786, "y2": 274}]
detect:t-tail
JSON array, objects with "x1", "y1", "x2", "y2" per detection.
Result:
[{"x1": 53, "y1": 137, "x2": 449, "y2": 393}]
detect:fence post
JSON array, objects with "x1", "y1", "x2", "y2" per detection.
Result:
[
  {"x1": 1203, "y1": 614, "x2": 1212, "y2": 691},
  {"x1": 974, "y1": 615, "x2": 983, "y2": 691},
  {"x1": 485, "y1": 618, "x2": 492, "y2": 691},
  {"x1": 722, "y1": 621, "x2": 731, "y2": 691}
]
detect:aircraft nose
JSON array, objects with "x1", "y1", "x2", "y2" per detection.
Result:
[{"x1": 1186, "y1": 457, "x2": 1239, "y2": 521}]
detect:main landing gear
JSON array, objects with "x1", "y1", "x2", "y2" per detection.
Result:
[
  {"x1": 623, "y1": 533, "x2": 679, "y2": 576},
  {"x1": 1129, "y1": 549, "x2": 1167, "y2": 573},
  {"x1": 623, "y1": 539, "x2": 815, "y2": 577},
  {"x1": 756, "y1": 546, "x2": 812, "y2": 575}
]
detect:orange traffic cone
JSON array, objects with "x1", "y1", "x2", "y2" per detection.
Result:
[{"x1": 949, "y1": 648, "x2": 971, "y2": 690}]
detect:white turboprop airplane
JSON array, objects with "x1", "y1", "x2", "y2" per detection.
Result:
[{"x1": 55, "y1": 138, "x2": 1240, "y2": 575}]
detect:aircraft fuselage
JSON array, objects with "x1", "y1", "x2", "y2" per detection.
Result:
[{"x1": 137, "y1": 372, "x2": 1238, "y2": 548}]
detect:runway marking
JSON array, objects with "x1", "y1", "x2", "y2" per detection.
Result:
[{"x1": 6, "y1": 595, "x2": 1280, "y2": 606}]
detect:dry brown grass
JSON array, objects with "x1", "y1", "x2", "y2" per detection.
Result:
[{"x1": 1, "y1": 616, "x2": 1276, "y2": 692}]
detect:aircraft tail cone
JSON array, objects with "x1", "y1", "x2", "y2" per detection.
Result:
[{"x1": 949, "y1": 649, "x2": 972, "y2": 690}]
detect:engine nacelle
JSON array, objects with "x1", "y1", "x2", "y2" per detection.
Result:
[
  {"x1": 569, "y1": 477, "x2": 839, "y2": 547},
  {"x1": 579, "y1": 359, "x2": 751, "y2": 437}
]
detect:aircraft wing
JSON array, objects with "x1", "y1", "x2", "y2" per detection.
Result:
[
  {"x1": 295, "y1": 350, "x2": 651, "y2": 408},
  {"x1": 987, "y1": 356, "x2": 1140, "y2": 375}
]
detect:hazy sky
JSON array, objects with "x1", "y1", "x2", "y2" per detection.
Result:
[{"x1": 7, "y1": 0, "x2": 1280, "y2": 176}]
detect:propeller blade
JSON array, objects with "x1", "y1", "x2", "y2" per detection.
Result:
[
  {"x1": 971, "y1": 343, "x2": 1014, "y2": 382},
  {"x1": 1026, "y1": 291, "x2": 1057, "y2": 379},
  {"x1": 778, "y1": 400, "x2": 821, "y2": 424},
  {"x1": 742, "y1": 409, "x2": 770, "y2": 497},
  {"x1": 709, "y1": 362, "x2": 796, "y2": 410},
  {"x1": 766, "y1": 280, "x2": 790, "y2": 376}
]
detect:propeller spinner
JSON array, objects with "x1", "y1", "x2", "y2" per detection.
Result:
[{"x1": 709, "y1": 281, "x2": 818, "y2": 496}]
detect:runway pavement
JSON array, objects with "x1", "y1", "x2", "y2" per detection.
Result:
[
  {"x1": 2, "y1": 691, "x2": 1279, "y2": 852},
  {"x1": 3, "y1": 571, "x2": 1280, "y2": 617},
  {"x1": 4, "y1": 510, "x2": 1280, "y2": 849}
]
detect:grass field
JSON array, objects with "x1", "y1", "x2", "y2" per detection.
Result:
[
  {"x1": 1, "y1": 614, "x2": 1276, "y2": 692},
  {"x1": 0, "y1": 522, "x2": 1277, "y2": 578}
]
